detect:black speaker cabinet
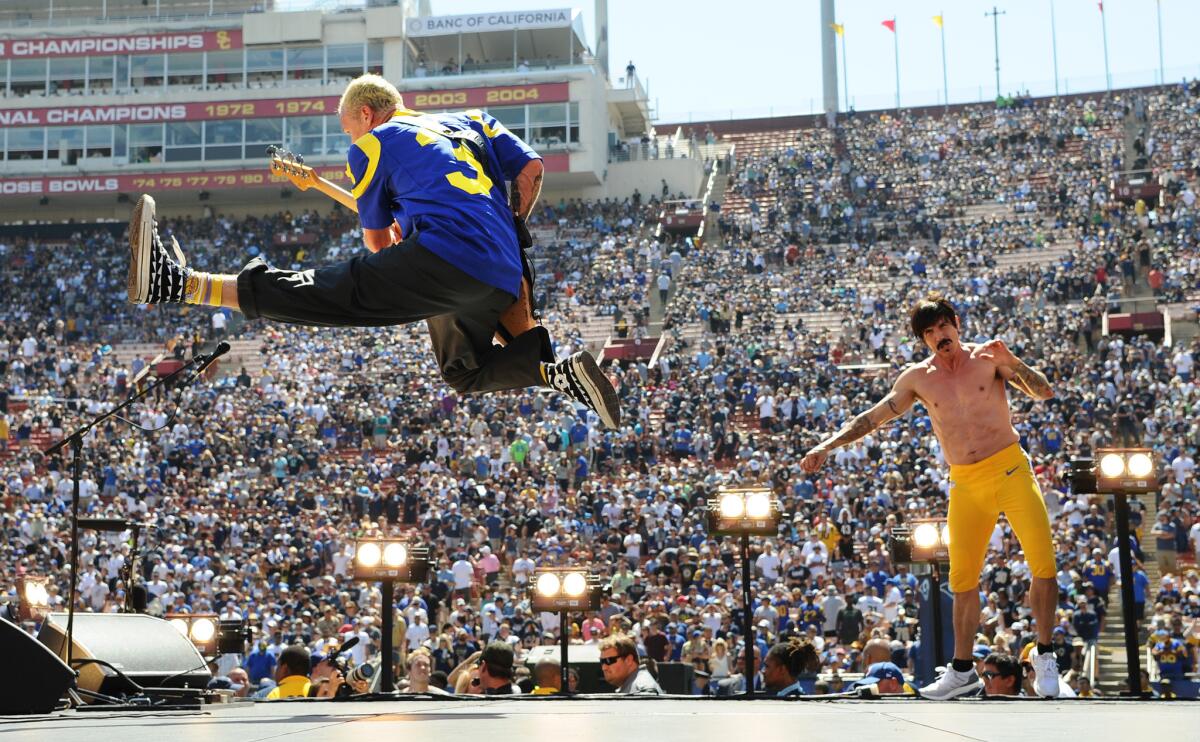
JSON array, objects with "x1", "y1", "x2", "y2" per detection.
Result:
[
  {"x1": 523, "y1": 643, "x2": 608, "y2": 693},
  {"x1": 0, "y1": 616, "x2": 74, "y2": 714},
  {"x1": 38, "y1": 613, "x2": 211, "y2": 696},
  {"x1": 653, "y1": 662, "x2": 695, "y2": 695}
]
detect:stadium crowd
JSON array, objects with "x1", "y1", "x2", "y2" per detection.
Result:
[{"x1": 2, "y1": 83, "x2": 1199, "y2": 698}]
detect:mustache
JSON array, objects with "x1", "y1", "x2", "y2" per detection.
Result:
[{"x1": 937, "y1": 339, "x2": 951, "y2": 349}]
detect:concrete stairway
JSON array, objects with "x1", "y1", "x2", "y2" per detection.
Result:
[{"x1": 1095, "y1": 495, "x2": 1160, "y2": 694}]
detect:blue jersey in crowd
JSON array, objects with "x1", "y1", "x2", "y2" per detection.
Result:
[{"x1": 346, "y1": 108, "x2": 540, "y2": 298}]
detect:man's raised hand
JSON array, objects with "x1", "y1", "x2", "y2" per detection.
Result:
[{"x1": 970, "y1": 338, "x2": 1017, "y2": 369}]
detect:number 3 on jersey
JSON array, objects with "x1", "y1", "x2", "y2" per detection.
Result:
[{"x1": 413, "y1": 128, "x2": 493, "y2": 196}]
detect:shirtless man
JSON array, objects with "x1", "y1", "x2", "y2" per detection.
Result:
[{"x1": 800, "y1": 294, "x2": 1061, "y2": 699}]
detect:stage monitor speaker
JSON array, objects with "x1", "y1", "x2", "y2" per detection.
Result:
[
  {"x1": 0, "y1": 615, "x2": 74, "y2": 715},
  {"x1": 653, "y1": 662, "x2": 694, "y2": 695},
  {"x1": 38, "y1": 613, "x2": 211, "y2": 697},
  {"x1": 523, "y1": 643, "x2": 608, "y2": 693}
]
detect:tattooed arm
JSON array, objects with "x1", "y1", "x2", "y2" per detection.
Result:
[
  {"x1": 1001, "y1": 359, "x2": 1055, "y2": 401},
  {"x1": 511, "y1": 159, "x2": 544, "y2": 220},
  {"x1": 801, "y1": 370, "x2": 917, "y2": 472},
  {"x1": 971, "y1": 339, "x2": 1054, "y2": 401}
]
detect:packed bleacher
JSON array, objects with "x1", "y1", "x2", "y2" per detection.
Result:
[{"x1": 2, "y1": 84, "x2": 1199, "y2": 698}]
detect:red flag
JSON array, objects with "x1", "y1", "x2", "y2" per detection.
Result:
[{"x1": 882, "y1": 18, "x2": 896, "y2": 32}]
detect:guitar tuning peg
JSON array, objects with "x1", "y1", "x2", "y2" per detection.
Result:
[
  {"x1": 295, "y1": 154, "x2": 304, "y2": 165},
  {"x1": 266, "y1": 145, "x2": 277, "y2": 157}
]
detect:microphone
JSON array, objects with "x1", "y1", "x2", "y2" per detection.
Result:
[
  {"x1": 205, "y1": 341, "x2": 232, "y2": 362},
  {"x1": 185, "y1": 341, "x2": 231, "y2": 381},
  {"x1": 336, "y1": 636, "x2": 360, "y2": 656}
]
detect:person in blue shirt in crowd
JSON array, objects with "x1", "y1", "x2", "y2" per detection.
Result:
[
  {"x1": 126, "y1": 73, "x2": 618, "y2": 429},
  {"x1": 244, "y1": 640, "x2": 277, "y2": 688},
  {"x1": 1151, "y1": 629, "x2": 1191, "y2": 680},
  {"x1": 1083, "y1": 548, "x2": 1114, "y2": 600}
]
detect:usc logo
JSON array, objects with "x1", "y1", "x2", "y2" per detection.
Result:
[{"x1": 216, "y1": 31, "x2": 232, "y2": 50}]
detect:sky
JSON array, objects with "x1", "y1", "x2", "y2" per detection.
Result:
[{"x1": 429, "y1": 0, "x2": 1200, "y2": 123}]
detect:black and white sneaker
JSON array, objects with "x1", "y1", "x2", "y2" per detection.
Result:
[
  {"x1": 127, "y1": 194, "x2": 190, "y2": 304},
  {"x1": 544, "y1": 351, "x2": 621, "y2": 430}
]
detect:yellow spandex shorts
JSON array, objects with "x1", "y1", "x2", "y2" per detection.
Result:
[{"x1": 946, "y1": 442, "x2": 1056, "y2": 593}]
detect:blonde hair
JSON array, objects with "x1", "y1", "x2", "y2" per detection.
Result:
[{"x1": 338, "y1": 73, "x2": 402, "y2": 116}]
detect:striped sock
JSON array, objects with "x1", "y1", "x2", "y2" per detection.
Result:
[{"x1": 184, "y1": 272, "x2": 222, "y2": 306}]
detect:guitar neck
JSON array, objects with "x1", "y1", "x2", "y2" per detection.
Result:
[{"x1": 310, "y1": 175, "x2": 358, "y2": 213}]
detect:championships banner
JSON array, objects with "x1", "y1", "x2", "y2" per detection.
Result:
[
  {"x1": 0, "y1": 30, "x2": 242, "y2": 59},
  {"x1": 0, "y1": 84, "x2": 568, "y2": 127},
  {"x1": 0, "y1": 154, "x2": 569, "y2": 196}
]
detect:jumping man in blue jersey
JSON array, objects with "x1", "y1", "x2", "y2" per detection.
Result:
[{"x1": 126, "y1": 74, "x2": 620, "y2": 428}]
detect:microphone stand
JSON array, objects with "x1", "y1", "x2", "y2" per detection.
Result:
[{"x1": 44, "y1": 342, "x2": 229, "y2": 681}]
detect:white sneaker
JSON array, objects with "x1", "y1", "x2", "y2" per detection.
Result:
[
  {"x1": 1030, "y1": 648, "x2": 1061, "y2": 698},
  {"x1": 919, "y1": 666, "x2": 982, "y2": 700}
]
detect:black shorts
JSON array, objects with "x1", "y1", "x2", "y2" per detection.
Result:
[{"x1": 236, "y1": 236, "x2": 550, "y2": 393}]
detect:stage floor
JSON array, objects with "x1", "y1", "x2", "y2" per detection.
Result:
[{"x1": 3, "y1": 697, "x2": 1193, "y2": 742}]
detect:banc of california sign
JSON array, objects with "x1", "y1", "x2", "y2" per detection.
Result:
[{"x1": 405, "y1": 9, "x2": 573, "y2": 38}]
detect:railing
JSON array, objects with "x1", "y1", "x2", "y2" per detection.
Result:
[
  {"x1": 406, "y1": 59, "x2": 588, "y2": 80},
  {"x1": 608, "y1": 139, "x2": 728, "y2": 164},
  {"x1": 0, "y1": 10, "x2": 247, "y2": 30},
  {"x1": 1084, "y1": 640, "x2": 1098, "y2": 690}
]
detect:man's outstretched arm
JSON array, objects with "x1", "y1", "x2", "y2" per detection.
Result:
[{"x1": 801, "y1": 373, "x2": 917, "y2": 472}]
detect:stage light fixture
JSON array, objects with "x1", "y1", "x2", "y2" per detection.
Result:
[
  {"x1": 352, "y1": 538, "x2": 430, "y2": 694},
  {"x1": 17, "y1": 575, "x2": 51, "y2": 622},
  {"x1": 706, "y1": 487, "x2": 781, "y2": 536},
  {"x1": 165, "y1": 613, "x2": 220, "y2": 655},
  {"x1": 1095, "y1": 448, "x2": 1156, "y2": 494},
  {"x1": 1066, "y1": 447, "x2": 1158, "y2": 696},
  {"x1": 352, "y1": 540, "x2": 429, "y2": 581},
  {"x1": 529, "y1": 568, "x2": 602, "y2": 612},
  {"x1": 889, "y1": 519, "x2": 950, "y2": 564}
]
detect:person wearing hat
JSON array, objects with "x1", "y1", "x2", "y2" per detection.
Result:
[
  {"x1": 476, "y1": 641, "x2": 521, "y2": 694},
  {"x1": 849, "y1": 661, "x2": 915, "y2": 696},
  {"x1": 681, "y1": 628, "x2": 710, "y2": 665},
  {"x1": 980, "y1": 652, "x2": 1022, "y2": 696}
]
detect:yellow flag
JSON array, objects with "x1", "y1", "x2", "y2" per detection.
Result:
[
  {"x1": 932, "y1": 14, "x2": 943, "y2": 28},
  {"x1": 831, "y1": 22, "x2": 844, "y2": 36}
]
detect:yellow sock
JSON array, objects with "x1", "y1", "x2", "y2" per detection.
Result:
[
  {"x1": 539, "y1": 362, "x2": 549, "y2": 385},
  {"x1": 184, "y1": 272, "x2": 223, "y2": 306}
]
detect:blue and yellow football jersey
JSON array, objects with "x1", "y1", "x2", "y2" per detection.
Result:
[{"x1": 345, "y1": 107, "x2": 539, "y2": 298}]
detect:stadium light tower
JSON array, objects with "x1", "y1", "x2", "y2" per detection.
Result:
[
  {"x1": 985, "y1": 6, "x2": 1006, "y2": 98},
  {"x1": 820, "y1": 0, "x2": 840, "y2": 119}
]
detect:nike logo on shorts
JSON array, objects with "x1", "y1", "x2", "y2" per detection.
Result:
[{"x1": 1005, "y1": 466, "x2": 1019, "y2": 476}]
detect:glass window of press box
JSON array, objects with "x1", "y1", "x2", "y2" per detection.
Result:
[
  {"x1": 0, "y1": 42, "x2": 383, "y2": 95},
  {"x1": 0, "y1": 102, "x2": 575, "y2": 164},
  {"x1": 1, "y1": 118, "x2": 350, "y2": 164},
  {"x1": 402, "y1": 18, "x2": 590, "y2": 79}
]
